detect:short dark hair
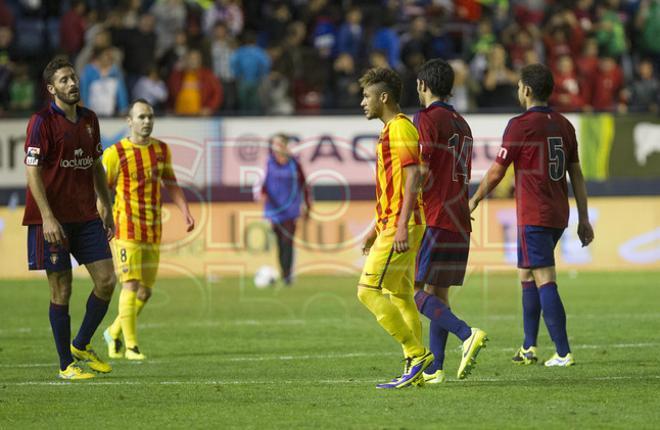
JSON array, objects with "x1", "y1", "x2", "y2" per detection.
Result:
[
  {"x1": 127, "y1": 98, "x2": 153, "y2": 116},
  {"x1": 358, "y1": 67, "x2": 402, "y2": 103},
  {"x1": 43, "y1": 57, "x2": 75, "y2": 85},
  {"x1": 417, "y1": 58, "x2": 454, "y2": 98},
  {"x1": 520, "y1": 63, "x2": 554, "y2": 102}
]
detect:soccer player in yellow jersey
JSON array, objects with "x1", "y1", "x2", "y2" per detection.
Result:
[
  {"x1": 357, "y1": 68, "x2": 433, "y2": 389},
  {"x1": 102, "y1": 99, "x2": 195, "y2": 360}
]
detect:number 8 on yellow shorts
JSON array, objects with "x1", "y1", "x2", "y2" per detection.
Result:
[
  {"x1": 113, "y1": 239, "x2": 160, "y2": 288},
  {"x1": 359, "y1": 225, "x2": 425, "y2": 294}
]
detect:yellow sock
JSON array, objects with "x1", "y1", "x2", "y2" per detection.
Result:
[
  {"x1": 357, "y1": 286, "x2": 424, "y2": 358},
  {"x1": 390, "y1": 292, "x2": 423, "y2": 345},
  {"x1": 108, "y1": 314, "x2": 122, "y2": 339},
  {"x1": 118, "y1": 289, "x2": 138, "y2": 349},
  {"x1": 136, "y1": 298, "x2": 146, "y2": 316}
]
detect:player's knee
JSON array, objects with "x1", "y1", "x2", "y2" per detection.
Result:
[
  {"x1": 137, "y1": 287, "x2": 152, "y2": 302},
  {"x1": 95, "y1": 272, "x2": 117, "y2": 295}
]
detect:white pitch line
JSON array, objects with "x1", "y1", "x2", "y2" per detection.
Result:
[
  {"x1": 2, "y1": 312, "x2": 660, "y2": 335},
  {"x1": 2, "y1": 342, "x2": 659, "y2": 369},
  {"x1": 4, "y1": 375, "x2": 660, "y2": 387}
]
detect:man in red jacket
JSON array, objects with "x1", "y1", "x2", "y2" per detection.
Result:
[{"x1": 168, "y1": 49, "x2": 223, "y2": 116}]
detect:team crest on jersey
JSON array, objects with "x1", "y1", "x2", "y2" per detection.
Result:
[{"x1": 50, "y1": 254, "x2": 59, "y2": 265}]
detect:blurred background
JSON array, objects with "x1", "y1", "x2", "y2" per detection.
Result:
[{"x1": 0, "y1": 0, "x2": 658, "y2": 279}]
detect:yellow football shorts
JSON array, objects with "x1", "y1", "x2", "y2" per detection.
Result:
[
  {"x1": 359, "y1": 224, "x2": 425, "y2": 294},
  {"x1": 113, "y1": 239, "x2": 160, "y2": 287}
]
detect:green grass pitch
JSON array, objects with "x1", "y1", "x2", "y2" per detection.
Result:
[{"x1": 1, "y1": 271, "x2": 659, "y2": 429}]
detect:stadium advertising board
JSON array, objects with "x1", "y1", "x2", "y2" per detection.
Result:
[
  {"x1": 0, "y1": 114, "x2": 581, "y2": 189},
  {"x1": 1, "y1": 197, "x2": 657, "y2": 279}
]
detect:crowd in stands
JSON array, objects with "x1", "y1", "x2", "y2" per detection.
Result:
[{"x1": 0, "y1": 0, "x2": 659, "y2": 116}]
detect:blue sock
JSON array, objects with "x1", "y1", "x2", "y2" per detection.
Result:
[
  {"x1": 72, "y1": 292, "x2": 110, "y2": 350},
  {"x1": 49, "y1": 303, "x2": 73, "y2": 371},
  {"x1": 539, "y1": 282, "x2": 571, "y2": 356},
  {"x1": 521, "y1": 281, "x2": 541, "y2": 349},
  {"x1": 415, "y1": 290, "x2": 472, "y2": 341},
  {"x1": 428, "y1": 319, "x2": 449, "y2": 372}
]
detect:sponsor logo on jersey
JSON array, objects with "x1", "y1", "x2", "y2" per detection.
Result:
[{"x1": 61, "y1": 148, "x2": 94, "y2": 169}]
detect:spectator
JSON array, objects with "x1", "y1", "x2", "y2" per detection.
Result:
[
  {"x1": 477, "y1": 44, "x2": 519, "y2": 108},
  {"x1": 550, "y1": 55, "x2": 585, "y2": 112},
  {"x1": 371, "y1": 14, "x2": 401, "y2": 70},
  {"x1": 113, "y1": 13, "x2": 158, "y2": 95},
  {"x1": 80, "y1": 45, "x2": 129, "y2": 116},
  {"x1": 636, "y1": 0, "x2": 660, "y2": 71},
  {"x1": 231, "y1": 31, "x2": 270, "y2": 112},
  {"x1": 584, "y1": 56, "x2": 625, "y2": 112},
  {"x1": 400, "y1": 16, "x2": 434, "y2": 64},
  {"x1": 75, "y1": 26, "x2": 113, "y2": 74},
  {"x1": 9, "y1": 61, "x2": 34, "y2": 111},
  {"x1": 209, "y1": 22, "x2": 237, "y2": 111},
  {"x1": 260, "y1": 70, "x2": 294, "y2": 115},
  {"x1": 263, "y1": 2, "x2": 292, "y2": 44},
  {"x1": 132, "y1": 65, "x2": 169, "y2": 112},
  {"x1": 595, "y1": 4, "x2": 626, "y2": 59},
  {"x1": 203, "y1": 0, "x2": 244, "y2": 37},
  {"x1": 368, "y1": 50, "x2": 390, "y2": 70},
  {"x1": 336, "y1": 6, "x2": 364, "y2": 62},
  {"x1": 400, "y1": 51, "x2": 425, "y2": 109},
  {"x1": 59, "y1": 0, "x2": 87, "y2": 59},
  {"x1": 168, "y1": 48, "x2": 223, "y2": 116},
  {"x1": 151, "y1": 0, "x2": 187, "y2": 58},
  {"x1": 119, "y1": 0, "x2": 143, "y2": 28},
  {"x1": 543, "y1": 10, "x2": 584, "y2": 69},
  {"x1": 159, "y1": 30, "x2": 189, "y2": 82},
  {"x1": 577, "y1": 38, "x2": 600, "y2": 84},
  {"x1": 0, "y1": 0, "x2": 14, "y2": 27},
  {"x1": 326, "y1": 52, "x2": 361, "y2": 110},
  {"x1": 626, "y1": 59, "x2": 659, "y2": 112},
  {"x1": 449, "y1": 59, "x2": 478, "y2": 113}
]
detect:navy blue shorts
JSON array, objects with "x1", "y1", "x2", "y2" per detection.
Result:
[
  {"x1": 415, "y1": 227, "x2": 470, "y2": 287},
  {"x1": 27, "y1": 218, "x2": 112, "y2": 271},
  {"x1": 517, "y1": 225, "x2": 565, "y2": 269}
]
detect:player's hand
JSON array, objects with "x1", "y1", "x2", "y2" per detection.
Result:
[
  {"x1": 43, "y1": 215, "x2": 66, "y2": 245},
  {"x1": 185, "y1": 211, "x2": 195, "y2": 232},
  {"x1": 393, "y1": 225, "x2": 409, "y2": 253},
  {"x1": 361, "y1": 229, "x2": 377, "y2": 256},
  {"x1": 577, "y1": 220, "x2": 594, "y2": 247},
  {"x1": 100, "y1": 209, "x2": 115, "y2": 241},
  {"x1": 469, "y1": 198, "x2": 479, "y2": 214}
]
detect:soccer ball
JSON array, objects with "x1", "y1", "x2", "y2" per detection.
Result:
[{"x1": 254, "y1": 265, "x2": 279, "y2": 289}]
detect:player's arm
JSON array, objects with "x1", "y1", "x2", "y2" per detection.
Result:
[
  {"x1": 567, "y1": 162, "x2": 594, "y2": 247},
  {"x1": 391, "y1": 120, "x2": 421, "y2": 253},
  {"x1": 469, "y1": 162, "x2": 508, "y2": 213},
  {"x1": 93, "y1": 158, "x2": 115, "y2": 240},
  {"x1": 25, "y1": 165, "x2": 66, "y2": 245},
  {"x1": 394, "y1": 164, "x2": 420, "y2": 253},
  {"x1": 162, "y1": 146, "x2": 194, "y2": 232},
  {"x1": 163, "y1": 180, "x2": 195, "y2": 232}
]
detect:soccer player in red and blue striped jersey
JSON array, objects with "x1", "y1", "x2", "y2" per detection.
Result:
[
  {"x1": 413, "y1": 59, "x2": 488, "y2": 382},
  {"x1": 470, "y1": 64, "x2": 594, "y2": 367}
]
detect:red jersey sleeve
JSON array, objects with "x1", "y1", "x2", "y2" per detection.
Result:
[
  {"x1": 495, "y1": 119, "x2": 525, "y2": 167},
  {"x1": 415, "y1": 111, "x2": 437, "y2": 165},
  {"x1": 24, "y1": 114, "x2": 49, "y2": 167}
]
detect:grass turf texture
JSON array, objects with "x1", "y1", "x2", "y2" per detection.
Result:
[{"x1": 1, "y1": 271, "x2": 659, "y2": 429}]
